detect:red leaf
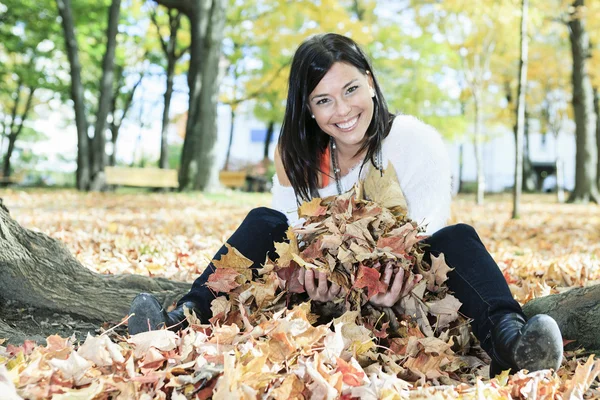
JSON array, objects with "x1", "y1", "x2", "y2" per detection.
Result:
[
  {"x1": 353, "y1": 265, "x2": 387, "y2": 299},
  {"x1": 276, "y1": 263, "x2": 305, "y2": 293},
  {"x1": 335, "y1": 357, "x2": 364, "y2": 387},
  {"x1": 205, "y1": 268, "x2": 241, "y2": 292}
]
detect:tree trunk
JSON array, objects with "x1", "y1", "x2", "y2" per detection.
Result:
[
  {"x1": 109, "y1": 73, "x2": 143, "y2": 167},
  {"x1": 192, "y1": 0, "x2": 225, "y2": 191},
  {"x1": 176, "y1": 2, "x2": 204, "y2": 190},
  {"x1": 555, "y1": 135, "x2": 566, "y2": 203},
  {"x1": 512, "y1": 0, "x2": 528, "y2": 219},
  {"x1": 458, "y1": 143, "x2": 464, "y2": 193},
  {"x1": 594, "y1": 87, "x2": 600, "y2": 189},
  {"x1": 90, "y1": 0, "x2": 122, "y2": 192},
  {"x1": 224, "y1": 106, "x2": 236, "y2": 171},
  {"x1": 157, "y1": 10, "x2": 182, "y2": 170},
  {"x1": 156, "y1": 0, "x2": 224, "y2": 191},
  {"x1": 523, "y1": 285, "x2": 600, "y2": 352},
  {"x1": 1, "y1": 80, "x2": 22, "y2": 179},
  {"x1": 522, "y1": 113, "x2": 537, "y2": 192},
  {"x1": 473, "y1": 90, "x2": 485, "y2": 205},
  {"x1": 55, "y1": 0, "x2": 91, "y2": 191},
  {"x1": 567, "y1": 0, "x2": 600, "y2": 203},
  {"x1": 2, "y1": 87, "x2": 36, "y2": 180},
  {"x1": 0, "y1": 205, "x2": 191, "y2": 336},
  {"x1": 263, "y1": 120, "x2": 275, "y2": 160}
]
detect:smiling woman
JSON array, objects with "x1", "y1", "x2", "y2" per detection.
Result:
[{"x1": 129, "y1": 33, "x2": 564, "y2": 379}]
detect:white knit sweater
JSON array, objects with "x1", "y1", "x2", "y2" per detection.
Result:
[{"x1": 271, "y1": 115, "x2": 452, "y2": 235}]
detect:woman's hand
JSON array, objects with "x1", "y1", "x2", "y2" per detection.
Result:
[
  {"x1": 300, "y1": 269, "x2": 343, "y2": 302},
  {"x1": 369, "y1": 264, "x2": 421, "y2": 308}
]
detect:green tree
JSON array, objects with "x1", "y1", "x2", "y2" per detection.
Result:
[
  {"x1": 55, "y1": 0, "x2": 122, "y2": 190},
  {"x1": 149, "y1": 5, "x2": 190, "y2": 169},
  {"x1": 153, "y1": 0, "x2": 226, "y2": 191},
  {"x1": 0, "y1": 0, "x2": 62, "y2": 179}
]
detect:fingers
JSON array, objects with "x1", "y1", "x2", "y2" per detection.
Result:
[
  {"x1": 303, "y1": 269, "x2": 343, "y2": 301},
  {"x1": 317, "y1": 271, "x2": 329, "y2": 296},
  {"x1": 382, "y1": 264, "x2": 393, "y2": 287},
  {"x1": 401, "y1": 273, "x2": 422, "y2": 297},
  {"x1": 305, "y1": 269, "x2": 316, "y2": 296},
  {"x1": 368, "y1": 267, "x2": 406, "y2": 308},
  {"x1": 389, "y1": 267, "x2": 405, "y2": 297},
  {"x1": 329, "y1": 281, "x2": 341, "y2": 297},
  {"x1": 298, "y1": 268, "x2": 305, "y2": 286}
]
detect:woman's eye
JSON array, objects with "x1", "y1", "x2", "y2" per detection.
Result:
[
  {"x1": 347, "y1": 85, "x2": 359, "y2": 94},
  {"x1": 316, "y1": 98, "x2": 330, "y2": 105}
]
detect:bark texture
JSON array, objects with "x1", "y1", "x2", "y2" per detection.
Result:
[
  {"x1": 90, "y1": 0, "x2": 121, "y2": 191},
  {"x1": 523, "y1": 285, "x2": 600, "y2": 352},
  {"x1": 156, "y1": 0, "x2": 225, "y2": 191},
  {"x1": 512, "y1": 0, "x2": 528, "y2": 220},
  {"x1": 594, "y1": 87, "x2": 600, "y2": 189},
  {"x1": 55, "y1": 0, "x2": 90, "y2": 191},
  {"x1": 567, "y1": 0, "x2": 599, "y2": 203},
  {"x1": 151, "y1": 8, "x2": 186, "y2": 170},
  {"x1": 192, "y1": 0, "x2": 226, "y2": 191},
  {"x1": 2, "y1": 84, "x2": 36, "y2": 179},
  {"x1": 0, "y1": 206, "x2": 190, "y2": 327}
]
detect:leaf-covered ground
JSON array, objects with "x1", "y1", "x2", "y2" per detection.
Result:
[{"x1": 1, "y1": 189, "x2": 599, "y2": 399}]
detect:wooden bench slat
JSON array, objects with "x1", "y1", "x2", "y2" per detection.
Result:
[
  {"x1": 105, "y1": 167, "x2": 178, "y2": 188},
  {"x1": 219, "y1": 171, "x2": 247, "y2": 189}
]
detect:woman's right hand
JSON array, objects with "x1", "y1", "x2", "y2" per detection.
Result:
[{"x1": 299, "y1": 269, "x2": 343, "y2": 302}]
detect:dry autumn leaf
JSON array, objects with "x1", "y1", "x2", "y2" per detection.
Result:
[
  {"x1": 3, "y1": 190, "x2": 600, "y2": 399},
  {"x1": 363, "y1": 162, "x2": 408, "y2": 213},
  {"x1": 298, "y1": 197, "x2": 328, "y2": 218}
]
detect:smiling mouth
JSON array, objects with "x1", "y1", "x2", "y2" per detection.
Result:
[{"x1": 335, "y1": 114, "x2": 360, "y2": 130}]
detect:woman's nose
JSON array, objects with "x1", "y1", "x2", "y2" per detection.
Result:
[{"x1": 335, "y1": 99, "x2": 352, "y2": 117}]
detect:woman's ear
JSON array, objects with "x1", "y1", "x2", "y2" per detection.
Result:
[{"x1": 366, "y1": 71, "x2": 375, "y2": 97}]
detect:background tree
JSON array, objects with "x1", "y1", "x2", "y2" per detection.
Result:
[
  {"x1": 410, "y1": 1, "x2": 516, "y2": 205},
  {"x1": 0, "y1": 0, "x2": 61, "y2": 180},
  {"x1": 149, "y1": 5, "x2": 190, "y2": 170},
  {"x1": 153, "y1": 0, "x2": 226, "y2": 191},
  {"x1": 108, "y1": 65, "x2": 144, "y2": 167},
  {"x1": 565, "y1": 0, "x2": 599, "y2": 203},
  {"x1": 512, "y1": 0, "x2": 530, "y2": 219},
  {"x1": 55, "y1": 0, "x2": 122, "y2": 190}
]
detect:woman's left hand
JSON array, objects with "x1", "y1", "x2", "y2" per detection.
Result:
[{"x1": 368, "y1": 264, "x2": 407, "y2": 308}]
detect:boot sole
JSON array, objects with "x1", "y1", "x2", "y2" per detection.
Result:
[
  {"x1": 513, "y1": 314, "x2": 563, "y2": 372},
  {"x1": 128, "y1": 293, "x2": 167, "y2": 335}
]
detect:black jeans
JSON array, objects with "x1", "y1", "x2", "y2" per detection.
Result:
[{"x1": 179, "y1": 207, "x2": 524, "y2": 357}]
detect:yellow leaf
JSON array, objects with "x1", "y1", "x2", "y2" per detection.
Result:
[
  {"x1": 363, "y1": 162, "x2": 408, "y2": 213},
  {"x1": 213, "y1": 243, "x2": 254, "y2": 281},
  {"x1": 298, "y1": 197, "x2": 327, "y2": 218}
]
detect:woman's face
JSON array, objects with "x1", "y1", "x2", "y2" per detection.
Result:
[{"x1": 308, "y1": 62, "x2": 375, "y2": 154}]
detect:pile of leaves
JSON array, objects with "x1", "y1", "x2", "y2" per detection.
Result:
[
  {"x1": 3, "y1": 307, "x2": 599, "y2": 399},
  {"x1": 205, "y1": 165, "x2": 464, "y2": 357},
  {"x1": 2, "y1": 185, "x2": 600, "y2": 398}
]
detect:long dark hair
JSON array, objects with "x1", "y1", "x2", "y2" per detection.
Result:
[{"x1": 278, "y1": 33, "x2": 394, "y2": 201}]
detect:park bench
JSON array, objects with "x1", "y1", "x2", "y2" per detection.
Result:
[
  {"x1": 219, "y1": 170, "x2": 247, "y2": 189},
  {"x1": 105, "y1": 166, "x2": 179, "y2": 189},
  {"x1": 0, "y1": 172, "x2": 24, "y2": 187},
  {"x1": 219, "y1": 171, "x2": 270, "y2": 192}
]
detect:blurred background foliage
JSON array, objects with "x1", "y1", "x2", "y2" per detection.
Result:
[{"x1": 0, "y1": 0, "x2": 598, "y2": 201}]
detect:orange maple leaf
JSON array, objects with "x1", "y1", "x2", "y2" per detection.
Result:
[
  {"x1": 298, "y1": 198, "x2": 327, "y2": 217},
  {"x1": 206, "y1": 268, "x2": 242, "y2": 292},
  {"x1": 353, "y1": 264, "x2": 388, "y2": 299},
  {"x1": 335, "y1": 357, "x2": 365, "y2": 387}
]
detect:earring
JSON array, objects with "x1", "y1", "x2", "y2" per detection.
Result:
[
  {"x1": 370, "y1": 89, "x2": 375, "y2": 98},
  {"x1": 311, "y1": 115, "x2": 315, "y2": 119}
]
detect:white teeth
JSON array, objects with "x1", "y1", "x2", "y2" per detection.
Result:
[{"x1": 335, "y1": 115, "x2": 359, "y2": 130}]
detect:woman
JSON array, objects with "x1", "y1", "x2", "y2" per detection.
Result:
[{"x1": 129, "y1": 33, "x2": 563, "y2": 377}]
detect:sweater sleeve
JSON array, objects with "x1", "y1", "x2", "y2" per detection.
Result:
[
  {"x1": 383, "y1": 115, "x2": 452, "y2": 235},
  {"x1": 271, "y1": 173, "x2": 302, "y2": 226}
]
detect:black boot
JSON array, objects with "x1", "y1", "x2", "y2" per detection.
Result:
[
  {"x1": 128, "y1": 293, "x2": 201, "y2": 335},
  {"x1": 490, "y1": 313, "x2": 563, "y2": 377}
]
